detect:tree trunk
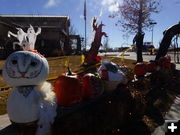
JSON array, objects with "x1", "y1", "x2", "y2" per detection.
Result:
[
  {"x1": 155, "y1": 23, "x2": 180, "y2": 61},
  {"x1": 136, "y1": 32, "x2": 144, "y2": 62},
  {"x1": 135, "y1": 0, "x2": 144, "y2": 63}
]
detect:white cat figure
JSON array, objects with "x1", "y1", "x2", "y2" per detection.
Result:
[
  {"x1": 26, "y1": 25, "x2": 41, "y2": 50},
  {"x1": 2, "y1": 51, "x2": 57, "y2": 135},
  {"x1": 8, "y1": 28, "x2": 28, "y2": 50},
  {"x1": 7, "y1": 25, "x2": 41, "y2": 51}
]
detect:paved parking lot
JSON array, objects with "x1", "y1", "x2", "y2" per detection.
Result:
[{"x1": 99, "y1": 52, "x2": 180, "y2": 70}]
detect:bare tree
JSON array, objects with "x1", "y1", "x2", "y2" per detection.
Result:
[
  {"x1": 109, "y1": 0, "x2": 160, "y2": 62},
  {"x1": 103, "y1": 36, "x2": 109, "y2": 53},
  {"x1": 69, "y1": 24, "x2": 77, "y2": 35},
  {"x1": 69, "y1": 25, "x2": 78, "y2": 53}
]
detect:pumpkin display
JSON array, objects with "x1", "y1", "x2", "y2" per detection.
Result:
[
  {"x1": 81, "y1": 73, "x2": 104, "y2": 99},
  {"x1": 95, "y1": 56, "x2": 101, "y2": 62},
  {"x1": 53, "y1": 68, "x2": 82, "y2": 107},
  {"x1": 101, "y1": 69, "x2": 109, "y2": 81},
  {"x1": 98, "y1": 60, "x2": 127, "y2": 83},
  {"x1": 158, "y1": 55, "x2": 171, "y2": 69},
  {"x1": 134, "y1": 63, "x2": 147, "y2": 76},
  {"x1": 119, "y1": 66, "x2": 129, "y2": 76},
  {"x1": 119, "y1": 65, "x2": 134, "y2": 82},
  {"x1": 166, "y1": 55, "x2": 171, "y2": 62},
  {"x1": 86, "y1": 55, "x2": 101, "y2": 65},
  {"x1": 171, "y1": 63, "x2": 176, "y2": 70},
  {"x1": 146, "y1": 62, "x2": 157, "y2": 72},
  {"x1": 98, "y1": 60, "x2": 128, "y2": 91}
]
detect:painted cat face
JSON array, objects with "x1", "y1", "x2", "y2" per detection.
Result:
[{"x1": 3, "y1": 51, "x2": 49, "y2": 86}]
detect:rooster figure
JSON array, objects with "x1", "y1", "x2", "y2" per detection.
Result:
[{"x1": 85, "y1": 17, "x2": 108, "y2": 65}]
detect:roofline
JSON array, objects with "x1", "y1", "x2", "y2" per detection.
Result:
[
  {"x1": 0, "y1": 14, "x2": 71, "y2": 26},
  {"x1": 0, "y1": 15, "x2": 70, "y2": 19}
]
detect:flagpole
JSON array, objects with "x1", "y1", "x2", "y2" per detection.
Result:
[
  {"x1": 84, "y1": 0, "x2": 87, "y2": 51},
  {"x1": 85, "y1": 16, "x2": 86, "y2": 51}
]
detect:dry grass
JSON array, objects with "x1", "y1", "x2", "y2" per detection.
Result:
[
  {"x1": 47, "y1": 56, "x2": 83, "y2": 78},
  {"x1": 0, "y1": 56, "x2": 135, "y2": 87},
  {"x1": 0, "y1": 89, "x2": 11, "y2": 115}
]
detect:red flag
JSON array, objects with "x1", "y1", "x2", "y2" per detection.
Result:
[{"x1": 84, "y1": 0, "x2": 86, "y2": 20}]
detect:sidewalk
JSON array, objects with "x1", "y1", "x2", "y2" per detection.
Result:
[
  {"x1": 0, "y1": 114, "x2": 10, "y2": 130},
  {"x1": 152, "y1": 95, "x2": 180, "y2": 134}
]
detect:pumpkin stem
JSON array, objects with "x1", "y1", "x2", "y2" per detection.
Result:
[{"x1": 67, "y1": 66, "x2": 72, "y2": 75}]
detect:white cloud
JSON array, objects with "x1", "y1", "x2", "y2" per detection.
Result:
[
  {"x1": 44, "y1": 0, "x2": 60, "y2": 8},
  {"x1": 101, "y1": 0, "x2": 114, "y2": 5},
  {"x1": 101, "y1": 0, "x2": 121, "y2": 12},
  {"x1": 80, "y1": 15, "x2": 84, "y2": 19},
  {"x1": 99, "y1": 8, "x2": 103, "y2": 17},
  {"x1": 108, "y1": 2, "x2": 119, "y2": 12}
]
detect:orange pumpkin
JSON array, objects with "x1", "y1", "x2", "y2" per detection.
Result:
[
  {"x1": 81, "y1": 73, "x2": 104, "y2": 99},
  {"x1": 53, "y1": 68, "x2": 82, "y2": 106},
  {"x1": 134, "y1": 63, "x2": 147, "y2": 76},
  {"x1": 146, "y1": 62, "x2": 157, "y2": 72},
  {"x1": 158, "y1": 56, "x2": 171, "y2": 69}
]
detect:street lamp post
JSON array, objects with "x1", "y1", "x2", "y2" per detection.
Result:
[
  {"x1": 150, "y1": 22, "x2": 157, "y2": 46},
  {"x1": 80, "y1": 37, "x2": 84, "y2": 52}
]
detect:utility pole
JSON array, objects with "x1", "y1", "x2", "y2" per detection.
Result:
[{"x1": 150, "y1": 22, "x2": 157, "y2": 45}]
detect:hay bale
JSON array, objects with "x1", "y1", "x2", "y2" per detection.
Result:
[{"x1": 52, "y1": 85, "x2": 133, "y2": 135}]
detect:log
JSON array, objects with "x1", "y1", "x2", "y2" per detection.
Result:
[
  {"x1": 155, "y1": 23, "x2": 180, "y2": 60},
  {"x1": 52, "y1": 85, "x2": 134, "y2": 135}
]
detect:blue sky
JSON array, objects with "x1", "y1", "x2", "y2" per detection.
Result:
[{"x1": 0, "y1": 0, "x2": 180, "y2": 49}]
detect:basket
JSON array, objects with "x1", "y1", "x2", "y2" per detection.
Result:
[{"x1": 103, "y1": 80, "x2": 120, "y2": 91}]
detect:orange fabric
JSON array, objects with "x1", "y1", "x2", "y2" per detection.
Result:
[{"x1": 28, "y1": 50, "x2": 44, "y2": 58}]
